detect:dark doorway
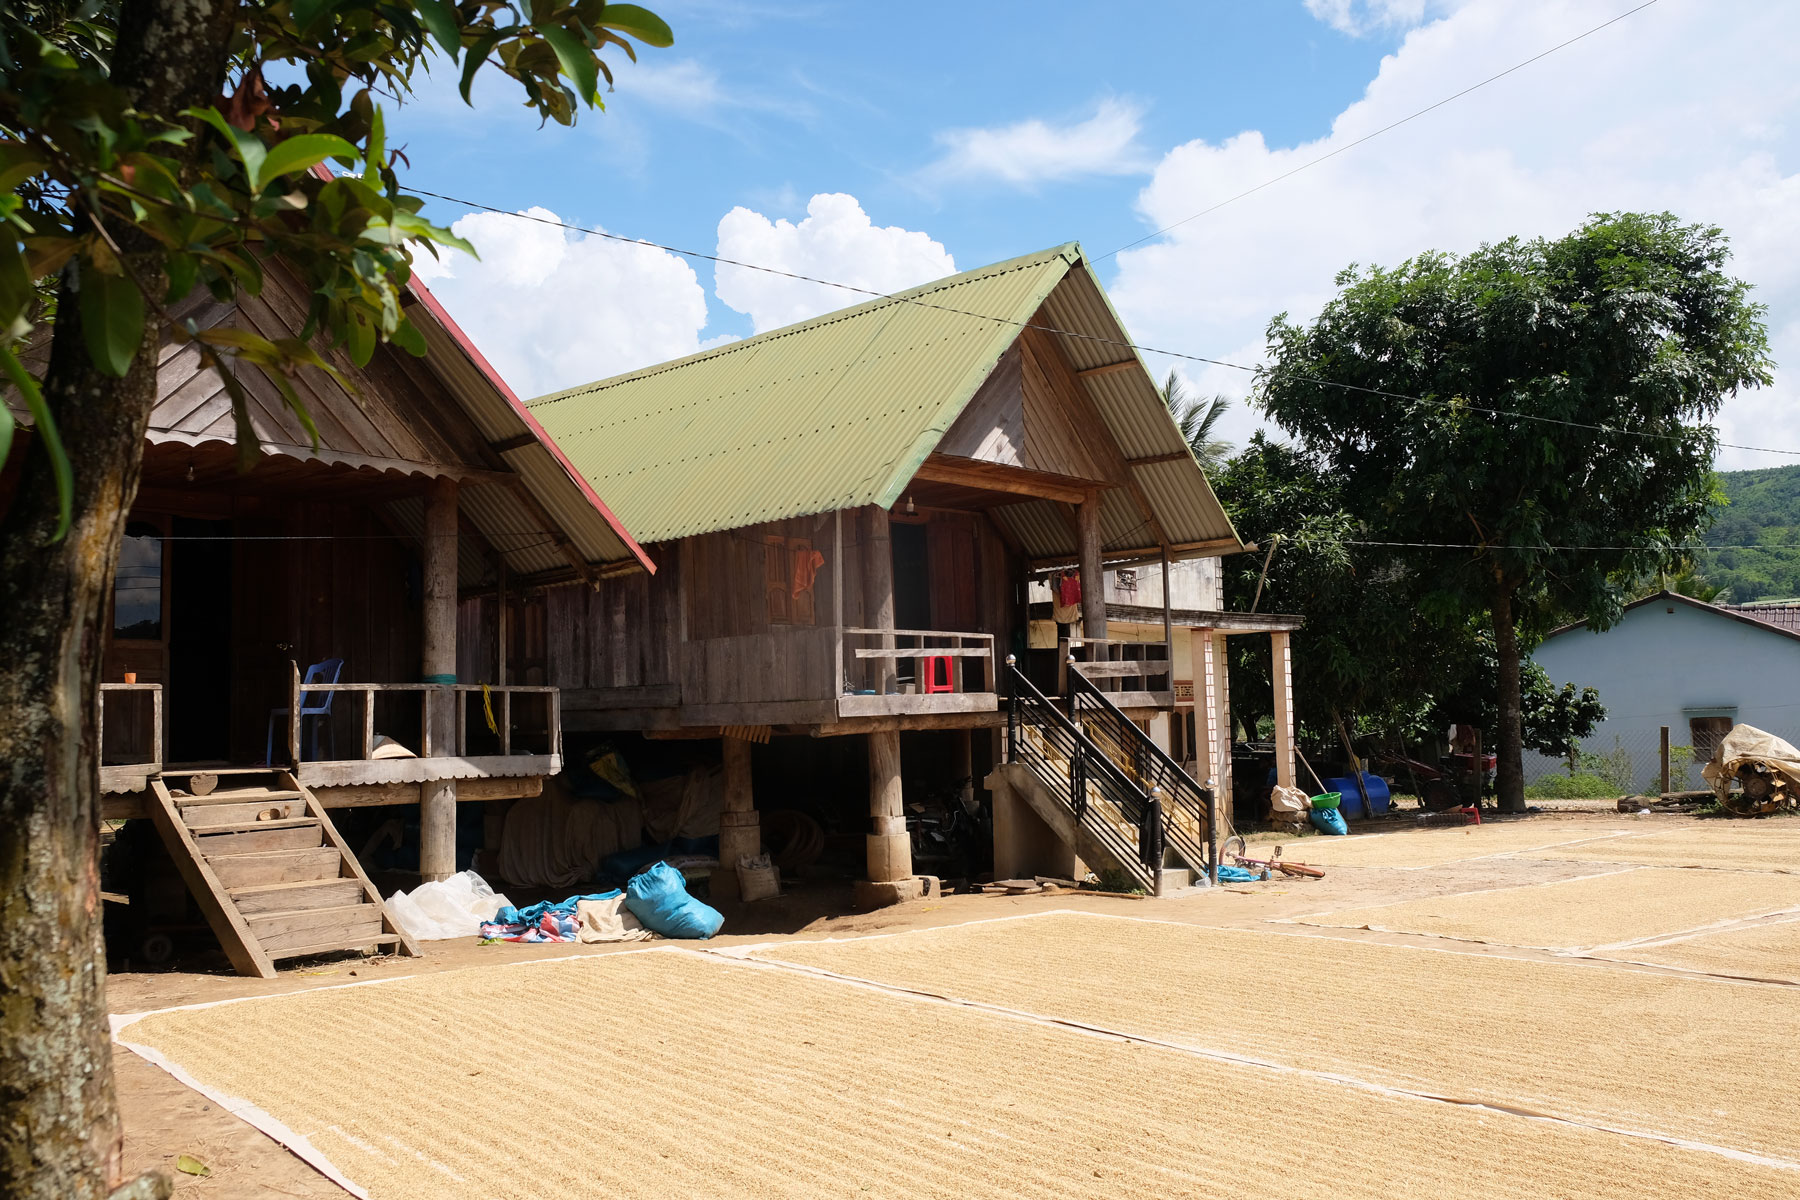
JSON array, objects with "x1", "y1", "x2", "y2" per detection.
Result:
[
  {"x1": 168, "y1": 517, "x2": 234, "y2": 763},
  {"x1": 891, "y1": 522, "x2": 931, "y2": 629},
  {"x1": 891, "y1": 522, "x2": 931, "y2": 686}
]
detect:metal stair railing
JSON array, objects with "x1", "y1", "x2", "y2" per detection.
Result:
[
  {"x1": 1004, "y1": 659, "x2": 1161, "y2": 893},
  {"x1": 1067, "y1": 664, "x2": 1218, "y2": 884}
]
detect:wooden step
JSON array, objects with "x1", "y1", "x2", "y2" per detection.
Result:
[
  {"x1": 229, "y1": 877, "x2": 362, "y2": 915},
  {"x1": 180, "y1": 798, "x2": 306, "y2": 825},
  {"x1": 269, "y1": 934, "x2": 403, "y2": 962},
  {"x1": 192, "y1": 822, "x2": 324, "y2": 855},
  {"x1": 147, "y1": 771, "x2": 421, "y2": 978},
  {"x1": 208, "y1": 847, "x2": 343, "y2": 889},
  {"x1": 249, "y1": 904, "x2": 386, "y2": 954},
  {"x1": 185, "y1": 815, "x2": 319, "y2": 835},
  {"x1": 175, "y1": 788, "x2": 303, "y2": 806}
]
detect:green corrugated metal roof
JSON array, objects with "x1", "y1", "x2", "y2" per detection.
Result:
[{"x1": 528, "y1": 245, "x2": 1081, "y2": 544}]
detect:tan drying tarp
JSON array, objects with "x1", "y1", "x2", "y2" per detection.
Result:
[{"x1": 1701, "y1": 724, "x2": 1800, "y2": 789}]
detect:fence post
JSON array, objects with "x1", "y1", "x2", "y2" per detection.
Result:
[
  {"x1": 1660, "y1": 726, "x2": 1670, "y2": 796},
  {"x1": 1203, "y1": 785, "x2": 1218, "y2": 885},
  {"x1": 1005, "y1": 655, "x2": 1019, "y2": 762}
]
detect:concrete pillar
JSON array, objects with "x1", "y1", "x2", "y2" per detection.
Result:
[
  {"x1": 865, "y1": 729, "x2": 911, "y2": 882},
  {"x1": 1271, "y1": 630, "x2": 1296, "y2": 790},
  {"x1": 715, "y1": 736, "x2": 760, "y2": 902},
  {"x1": 1077, "y1": 492, "x2": 1107, "y2": 641},
  {"x1": 420, "y1": 476, "x2": 459, "y2": 882},
  {"x1": 862, "y1": 504, "x2": 896, "y2": 693},
  {"x1": 952, "y1": 728, "x2": 974, "y2": 812}
]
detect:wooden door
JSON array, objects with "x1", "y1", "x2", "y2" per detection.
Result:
[{"x1": 926, "y1": 516, "x2": 978, "y2": 632}]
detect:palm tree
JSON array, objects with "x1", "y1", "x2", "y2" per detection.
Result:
[{"x1": 1160, "y1": 369, "x2": 1233, "y2": 478}]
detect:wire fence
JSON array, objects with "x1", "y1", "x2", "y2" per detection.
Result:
[{"x1": 1520, "y1": 725, "x2": 1800, "y2": 798}]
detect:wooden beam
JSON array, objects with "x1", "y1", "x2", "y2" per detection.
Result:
[
  {"x1": 1030, "y1": 536, "x2": 1247, "y2": 569},
  {"x1": 1078, "y1": 493, "x2": 1106, "y2": 640},
  {"x1": 1075, "y1": 360, "x2": 1140, "y2": 379},
  {"x1": 1127, "y1": 450, "x2": 1193, "y2": 467},
  {"x1": 911, "y1": 455, "x2": 1102, "y2": 506},
  {"x1": 489, "y1": 432, "x2": 539, "y2": 453},
  {"x1": 863, "y1": 504, "x2": 896, "y2": 694},
  {"x1": 500, "y1": 476, "x2": 600, "y2": 588}
]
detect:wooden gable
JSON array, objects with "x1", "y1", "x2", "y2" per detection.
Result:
[{"x1": 937, "y1": 320, "x2": 1114, "y2": 483}]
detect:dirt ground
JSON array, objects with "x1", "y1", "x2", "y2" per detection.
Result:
[{"x1": 109, "y1": 809, "x2": 1796, "y2": 1196}]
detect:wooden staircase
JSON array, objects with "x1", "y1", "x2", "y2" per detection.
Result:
[{"x1": 148, "y1": 767, "x2": 420, "y2": 978}]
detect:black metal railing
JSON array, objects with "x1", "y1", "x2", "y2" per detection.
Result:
[
  {"x1": 1067, "y1": 665, "x2": 1217, "y2": 884},
  {"x1": 1006, "y1": 661, "x2": 1161, "y2": 893}
]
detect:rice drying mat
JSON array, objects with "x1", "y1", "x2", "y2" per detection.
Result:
[
  {"x1": 749, "y1": 910, "x2": 1800, "y2": 1169},
  {"x1": 113, "y1": 943, "x2": 1800, "y2": 1199},
  {"x1": 1521, "y1": 824, "x2": 1800, "y2": 873},
  {"x1": 1590, "y1": 915, "x2": 1800, "y2": 985},
  {"x1": 1246, "y1": 823, "x2": 1641, "y2": 869},
  {"x1": 1290, "y1": 867, "x2": 1800, "y2": 951}
]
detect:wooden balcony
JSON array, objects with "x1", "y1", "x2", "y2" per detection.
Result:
[
  {"x1": 281, "y1": 673, "x2": 562, "y2": 790},
  {"x1": 1061, "y1": 637, "x2": 1174, "y2": 709},
  {"x1": 838, "y1": 627, "x2": 999, "y2": 719}
]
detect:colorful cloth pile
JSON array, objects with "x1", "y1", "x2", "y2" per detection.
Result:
[{"x1": 479, "y1": 891, "x2": 623, "y2": 943}]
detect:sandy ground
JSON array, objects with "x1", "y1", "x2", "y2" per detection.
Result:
[{"x1": 108, "y1": 810, "x2": 1800, "y2": 1196}]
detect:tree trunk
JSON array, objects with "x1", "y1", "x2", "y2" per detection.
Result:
[
  {"x1": 1491, "y1": 580, "x2": 1526, "y2": 813},
  {"x1": 0, "y1": 4, "x2": 235, "y2": 1196}
]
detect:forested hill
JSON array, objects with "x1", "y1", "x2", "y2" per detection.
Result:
[{"x1": 1705, "y1": 465, "x2": 1800, "y2": 602}]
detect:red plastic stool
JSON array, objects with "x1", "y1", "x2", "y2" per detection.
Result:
[{"x1": 921, "y1": 655, "x2": 955, "y2": 694}]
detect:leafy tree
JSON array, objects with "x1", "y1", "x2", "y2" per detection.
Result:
[
  {"x1": 1159, "y1": 368, "x2": 1232, "y2": 478},
  {"x1": 0, "y1": 4, "x2": 670, "y2": 1196},
  {"x1": 1259, "y1": 213, "x2": 1772, "y2": 812},
  {"x1": 1701, "y1": 464, "x2": 1800, "y2": 603}
]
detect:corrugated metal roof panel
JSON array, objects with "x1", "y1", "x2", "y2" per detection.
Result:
[
  {"x1": 385, "y1": 495, "x2": 492, "y2": 590},
  {"x1": 530, "y1": 246, "x2": 1078, "y2": 543},
  {"x1": 407, "y1": 286, "x2": 649, "y2": 574},
  {"x1": 527, "y1": 242, "x2": 1241, "y2": 561},
  {"x1": 459, "y1": 482, "x2": 569, "y2": 579}
]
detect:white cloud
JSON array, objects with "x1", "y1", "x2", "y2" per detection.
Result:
[
  {"x1": 925, "y1": 97, "x2": 1151, "y2": 187},
  {"x1": 1111, "y1": 0, "x2": 1800, "y2": 468},
  {"x1": 410, "y1": 207, "x2": 709, "y2": 398},
  {"x1": 714, "y1": 193, "x2": 955, "y2": 333},
  {"x1": 1304, "y1": 0, "x2": 1458, "y2": 36},
  {"x1": 614, "y1": 58, "x2": 727, "y2": 117}
]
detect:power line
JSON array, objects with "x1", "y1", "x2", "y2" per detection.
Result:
[
  {"x1": 402, "y1": 186, "x2": 1800, "y2": 460},
  {"x1": 1097, "y1": 0, "x2": 1665, "y2": 260},
  {"x1": 1347, "y1": 539, "x2": 1793, "y2": 552}
]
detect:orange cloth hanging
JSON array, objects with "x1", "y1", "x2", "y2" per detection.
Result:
[{"x1": 791, "y1": 547, "x2": 825, "y2": 598}]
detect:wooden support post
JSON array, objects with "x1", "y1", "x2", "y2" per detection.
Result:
[
  {"x1": 360, "y1": 691, "x2": 374, "y2": 759},
  {"x1": 1160, "y1": 545, "x2": 1174, "y2": 663},
  {"x1": 1077, "y1": 491, "x2": 1107, "y2": 642},
  {"x1": 287, "y1": 660, "x2": 302, "y2": 767},
  {"x1": 1210, "y1": 630, "x2": 1233, "y2": 832},
  {"x1": 1660, "y1": 726, "x2": 1671, "y2": 796},
  {"x1": 866, "y1": 729, "x2": 911, "y2": 882},
  {"x1": 496, "y1": 558, "x2": 508, "y2": 686},
  {"x1": 834, "y1": 508, "x2": 845, "y2": 697},
  {"x1": 500, "y1": 690, "x2": 512, "y2": 755},
  {"x1": 715, "y1": 736, "x2": 760, "y2": 902},
  {"x1": 420, "y1": 476, "x2": 459, "y2": 882},
  {"x1": 1272, "y1": 630, "x2": 1296, "y2": 790},
  {"x1": 863, "y1": 504, "x2": 897, "y2": 694}
]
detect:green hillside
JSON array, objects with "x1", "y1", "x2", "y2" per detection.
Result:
[{"x1": 1703, "y1": 465, "x2": 1800, "y2": 602}]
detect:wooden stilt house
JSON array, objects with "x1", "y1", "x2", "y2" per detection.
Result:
[
  {"x1": 3, "y1": 265, "x2": 654, "y2": 974},
  {"x1": 497, "y1": 244, "x2": 1303, "y2": 899}
]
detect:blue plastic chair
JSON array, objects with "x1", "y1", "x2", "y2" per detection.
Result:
[{"x1": 266, "y1": 658, "x2": 344, "y2": 765}]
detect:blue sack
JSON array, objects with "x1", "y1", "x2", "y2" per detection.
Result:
[
  {"x1": 625, "y1": 861, "x2": 724, "y2": 940},
  {"x1": 1309, "y1": 806, "x2": 1349, "y2": 836},
  {"x1": 1216, "y1": 864, "x2": 1258, "y2": 883}
]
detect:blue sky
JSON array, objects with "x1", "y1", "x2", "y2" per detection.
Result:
[{"x1": 394, "y1": 1, "x2": 1800, "y2": 467}]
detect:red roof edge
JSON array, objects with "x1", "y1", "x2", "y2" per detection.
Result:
[
  {"x1": 403, "y1": 273, "x2": 655, "y2": 576},
  {"x1": 306, "y1": 164, "x2": 651, "y2": 575}
]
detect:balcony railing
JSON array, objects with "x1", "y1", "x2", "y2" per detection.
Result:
[
  {"x1": 838, "y1": 627, "x2": 998, "y2": 718},
  {"x1": 284, "y1": 666, "x2": 561, "y2": 788}
]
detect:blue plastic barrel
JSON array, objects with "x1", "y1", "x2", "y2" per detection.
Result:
[{"x1": 1322, "y1": 773, "x2": 1390, "y2": 819}]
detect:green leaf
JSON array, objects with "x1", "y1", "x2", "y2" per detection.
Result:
[
  {"x1": 362, "y1": 106, "x2": 385, "y2": 183},
  {"x1": 539, "y1": 25, "x2": 599, "y2": 105},
  {"x1": 0, "y1": 344, "x2": 73, "y2": 541},
  {"x1": 418, "y1": 0, "x2": 463, "y2": 61},
  {"x1": 187, "y1": 107, "x2": 267, "y2": 190},
  {"x1": 390, "y1": 315, "x2": 427, "y2": 357},
  {"x1": 77, "y1": 264, "x2": 144, "y2": 378},
  {"x1": 599, "y1": 4, "x2": 674, "y2": 47},
  {"x1": 459, "y1": 33, "x2": 502, "y2": 105},
  {"x1": 175, "y1": 1155, "x2": 211, "y2": 1179},
  {"x1": 254, "y1": 133, "x2": 357, "y2": 193}
]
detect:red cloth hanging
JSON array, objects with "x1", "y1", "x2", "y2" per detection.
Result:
[{"x1": 1056, "y1": 572, "x2": 1082, "y2": 607}]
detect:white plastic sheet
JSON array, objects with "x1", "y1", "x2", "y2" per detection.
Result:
[{"x1": 387, "y1": 870, "x2": 511, "y2": 941}]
